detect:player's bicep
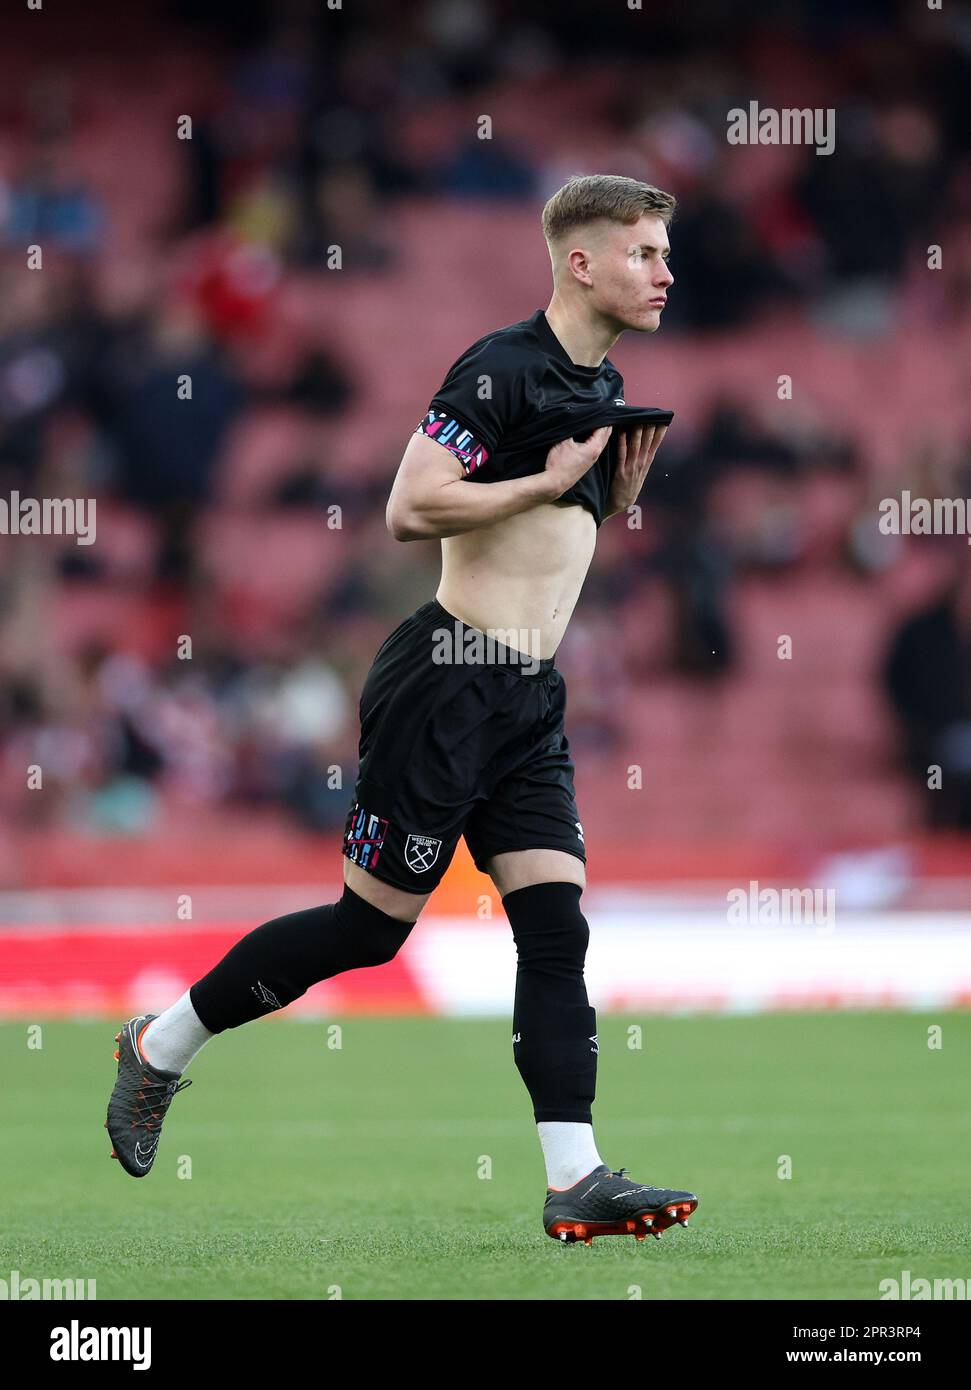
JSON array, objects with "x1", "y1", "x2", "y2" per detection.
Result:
[{"x1": 386, "y1": 431, "x2": 465, "y2": 538}]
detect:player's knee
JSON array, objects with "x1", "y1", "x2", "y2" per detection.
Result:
[
  {"x1": 349, "y1": 933, "x2": 407, "y2": 969},
  {"x1": 503, "y1": 880, "x2": 589, "y2": 972},
  {"x1": 333, "y1": 883, "x2": 418, "y2": 969}
]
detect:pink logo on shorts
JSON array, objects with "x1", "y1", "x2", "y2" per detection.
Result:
[{"x1": 344, "y1": 802, "x2": 389, "y2": 871}]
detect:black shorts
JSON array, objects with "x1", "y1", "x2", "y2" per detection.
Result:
[{"x1": 342, "y1": 598, "x2": 586, "y2": 893}]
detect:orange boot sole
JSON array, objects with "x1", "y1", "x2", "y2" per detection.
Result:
[{"x1": 547, "y1": 1197, "x2": 698, "y2": 1245}]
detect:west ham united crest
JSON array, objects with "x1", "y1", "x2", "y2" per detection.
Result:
[{"x1": 404, "y1": 833, "x2": 442, "y2": 873}]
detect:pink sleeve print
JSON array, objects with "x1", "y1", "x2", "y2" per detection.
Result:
[{"x1": 416, "y1": 411, "x2": 490, "y2": 474}]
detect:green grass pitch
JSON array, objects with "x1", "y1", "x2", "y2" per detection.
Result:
[{"x1": 2, "y1": 1012, "x2": 969, "y2": 1300}]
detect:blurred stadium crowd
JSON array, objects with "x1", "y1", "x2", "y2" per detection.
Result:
[{"x1": 1, "y1": 0, "x2": 971, "y2": 861}]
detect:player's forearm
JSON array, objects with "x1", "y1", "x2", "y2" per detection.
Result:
[{"x1": 389, "y1": 472, "x2": 555, "y2": 541}]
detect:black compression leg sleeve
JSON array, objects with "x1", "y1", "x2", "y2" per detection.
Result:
[
  {"x1": 503, "y1": 880, "x2": 598, "y2": 1124},
  {"x1": 189, "y1": 885, "x2": 418, "y2": 1033}
]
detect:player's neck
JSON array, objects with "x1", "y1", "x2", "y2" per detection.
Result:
[{"x1": 544, "y1": 296, "x2": 619, "y2": 368}]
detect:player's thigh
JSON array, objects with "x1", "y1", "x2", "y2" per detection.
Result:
[
  {"x1": 467, "y1": 672, "x2": 587, "y2": 898},
  {"x1": 485, "y1": 847, "x2": 586, "y2": 898},
  {"x1": 343, "y1": 857, "x2": 432, "y2": 922},
  {"x1": 344, "y1": 606, "x2": 493, "y2": 904}
]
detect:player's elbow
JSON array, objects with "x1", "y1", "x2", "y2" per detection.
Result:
[
  {"x1": 386, "y1": 499, "x2": 428, "y2": 542},
  {"x1": 388, "y1": 516, "x2": 421, "y2": 543}
]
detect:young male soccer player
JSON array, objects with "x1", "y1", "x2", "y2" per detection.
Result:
[{"x1": 105, "y1": 174, "x2": 699, "y2": 1245}]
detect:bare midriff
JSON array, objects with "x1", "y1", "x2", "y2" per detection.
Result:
[{"x1": 437, "y1": 500, "x2": 597, "y2": 659}]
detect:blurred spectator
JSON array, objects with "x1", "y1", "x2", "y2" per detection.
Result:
[
  {"x1": 440, "y1": 137, "x2": 538, "y2": 201},
  {"x1": 1, "y1": 138, "x2": 104, "y2": 255},
  {"x1": 661, "y1": 188, "x2": 792, "y2": 329},
  {"x1": 104, "y1": 302, "x2": 244, "y2": 510},
  {"x1": 884, "y1": 552, "x2": 971, "y2": 829},
  {"x1": 290, "y1": 164, "x2": 396, "y2": 271}
]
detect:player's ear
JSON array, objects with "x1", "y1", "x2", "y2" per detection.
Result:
[{"x1": 566, "y1": 247, "x2": 593, "y2": 286}]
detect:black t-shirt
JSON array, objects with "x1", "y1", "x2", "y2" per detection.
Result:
[{"x1": 415, "y1": 309, "x2": 673, "y2": 526}]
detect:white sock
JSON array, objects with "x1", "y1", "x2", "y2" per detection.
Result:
[
  {"x1": 538, "y1": 1121, "x2": 604, "y2": 1190},
  {"x1": 139, "y1": 991, "x2": 214, "y2": 1074}
]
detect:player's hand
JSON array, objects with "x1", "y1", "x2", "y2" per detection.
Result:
[
  {"x1": 542, "y1": 426, "x2": 613, "y2": 500},
  {"x1": 605, "y1": 425, "x2": 667, "y2": 516}
]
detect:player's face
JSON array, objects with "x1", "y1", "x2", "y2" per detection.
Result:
[{"x1": 591, "y1": 214, "x2": 673, "y2": 333}]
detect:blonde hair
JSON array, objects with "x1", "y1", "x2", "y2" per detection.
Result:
[{"x1": 542, "y1": 174, "x2": 676, "y2": 243}]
